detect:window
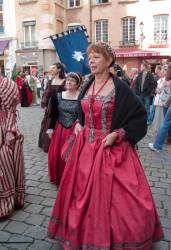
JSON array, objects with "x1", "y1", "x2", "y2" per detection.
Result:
[
  {"x1": 95, "y1": 20, "x2": 108, "y2": 42},
  {"x1": 96, "y1": 0, "x2": 109, "y2": 3},
  {"x1": 122, "y1": 17, "x2": 135, "y2": 45},
  {"x1": 154, "y1": 15, "x2": 168, "y2": 44},
  {"x1": 23, "y1": 21, "x2": 36, "y2": 48},
  {"x1": 0, "y1": 0, "x2": 4, "y2": 33},
  {"x1": 0, "y1": 0, "x2": 3, "y2": 10},
  {"x1": 68, "y1": 23, "x2": 81, "y2": 30},
  {"x1": 68, "y1": 0, "x2": 80, "y2": 8}
]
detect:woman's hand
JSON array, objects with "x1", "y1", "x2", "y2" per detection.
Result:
[
  {"x1": 48, "y1": 133, "x2": 53, "y2": 139},
  {"x1": 102, "y1": 132, "x2": 118, "y2": 148},
  {"x1": 5, "y1": 132, "x2": 15, "y2": 147},
  {"x1": 74, "y1": 123, "x2": 82, "y2": 135},
  {"x1": 46, "y1": 129, "x2": 53, "y2": 139}
]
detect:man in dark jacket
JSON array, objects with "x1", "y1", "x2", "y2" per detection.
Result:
[{"x1": 135, "y1": 62, "x2": 157, "y2": 123}]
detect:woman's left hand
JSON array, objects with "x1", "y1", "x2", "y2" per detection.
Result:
[{"x1": 102, "y1": 132, "x2": 118, "y2": 148}]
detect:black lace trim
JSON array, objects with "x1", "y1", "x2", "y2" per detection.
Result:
[
  {"x1": 48, "y1": 219, "x2": 163, "y2": 250},
  {"x1": 47, "y1": 232, "x2": 163, "y2": 250}
]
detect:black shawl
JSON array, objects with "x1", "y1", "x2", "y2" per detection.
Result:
[{"x1": 78, "y1": 74, "x2": 147, "y2": 145}]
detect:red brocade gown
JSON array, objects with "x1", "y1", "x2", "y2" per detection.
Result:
[{"x1": 48, "y1": 90, "x2": 164, "y2": 249}]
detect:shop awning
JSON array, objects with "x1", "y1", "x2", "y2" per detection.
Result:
[
  {"x1": 114, "y1": 48, "x2": 161, "y2": 58},
  {"x1": 0, "y1": 40, "x2": 9, "y2": 55}
]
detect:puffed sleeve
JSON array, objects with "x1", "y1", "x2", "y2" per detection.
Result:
[{"x1": 48, "y1": 95, "x2": 58, "y2": 129}]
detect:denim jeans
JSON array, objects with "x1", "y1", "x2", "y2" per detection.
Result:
[
  {"x1": 154, "y1": 104, "x2": 171, "y2": 149},
  {"x1": 139, "y1": 94, "x2": 151, "y2": 122},
  {"x1": 163, "y1": 107, "x2": 171, "y2": 137},
  {"x1": 147, "y1": 97, "x2": 156, "y2": 124}
]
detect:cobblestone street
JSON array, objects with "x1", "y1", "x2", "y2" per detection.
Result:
[{"x1": 0, "y1": 105, "x2": 171, "y2": 250}]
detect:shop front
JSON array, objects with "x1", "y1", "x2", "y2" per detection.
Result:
[
  {"x1": 15, "y1": 48, "x2": 57, "y2": 77},
  {"x1": 114, "y1": 48, "x2": 171, "y2": 73}
]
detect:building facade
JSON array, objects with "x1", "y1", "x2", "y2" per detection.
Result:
[
  {"x1": 0, "y1": 0, "x2": 17, "y2": 77},
  {"x1": 15, "y1": 0, "x2": 62, "y2": 75},
  {"x1": 58, "y1": 0, "x2": 171, "y2": 72},
  {"x1": 15, "y1": 0, "x2": 171, "y2": 74},
  {"x1": 114, "y1": 0, "x2": 171, "y2": 72}
]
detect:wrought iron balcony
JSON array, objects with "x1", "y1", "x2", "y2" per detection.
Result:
[
  {"x1": 19, "y1": 0, "x2": 38, "y2": 4},
  {"x1": 20, "y1": 41, "x2": 38, "y2": 49},
  {"x1": 119, "y1": 40, "x2": 139, "y2": 47},
  {"x1": 93, "y1": 0, "x2": 111, "y2": 4},
  {"x1": 153, "y1": 39, "x2": 168, "y2": 45}
]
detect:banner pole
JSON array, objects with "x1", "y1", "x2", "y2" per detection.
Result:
[{"x1": 42, "y1": 36, "x2": 51, "y2": 40}]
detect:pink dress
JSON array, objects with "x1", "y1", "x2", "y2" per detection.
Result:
[{"x1": 48, "y1": 89, "x2": 163, "y2": 249}]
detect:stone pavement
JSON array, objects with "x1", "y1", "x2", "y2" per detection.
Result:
[{"x1": 0, "y1": 105, "x2": 171, "y2": 250}]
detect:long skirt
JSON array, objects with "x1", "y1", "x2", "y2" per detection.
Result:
[
  {"x1": 48, "y1": 127, "x2": 164, "y2": 250},
  {"x1": 21, "y1": 87, "x2": 32, "y2": 107},
  {"x1": 38, "y1": 109, "x2": 51, "y2": 153},
  {"x1": 48, "y1": 122, "x2": 74, "y2": 185},
  {"x1": 151, "y1": 106, "x2": 163, "y2": 133},
  {"x1": 31, "y1": 85, "x2": 37, "y2": 105},
  {"x1": 0, "y1": 132, "x2": 25, "y2": 218}
]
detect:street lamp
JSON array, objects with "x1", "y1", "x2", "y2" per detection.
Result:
[{"x1": 139, "y1": 21, "x2": 145, "y2": 48}]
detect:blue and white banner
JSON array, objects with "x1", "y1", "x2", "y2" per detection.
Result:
[{"x1": 50, "y1": 26, "x2": 90, "y2": 76}]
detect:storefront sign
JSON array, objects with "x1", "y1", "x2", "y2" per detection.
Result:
[{"x1": 115, "y1": 51, "x2": 160, "y2": 58}]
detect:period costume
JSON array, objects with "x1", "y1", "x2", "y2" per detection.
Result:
[
  {"x1": 21, "y1": 80, "x2": 32, "y2": 107},
  {"x1": 15, "y1": 75, "x2": 23, "y2": 100},
  {"x1": 30, "y1": 75, "x2": 37, "y2": 105},
  {"x1": 48, "y1": 92, "x2": 78, "y2": 185},
  {"x1": 48, "y1": 75, "x2": 163, "y2": 249},
  {"x1": 0, "y1": 77, "x2": 25, "y2": 218},
  {"x1": 38, "y1": 79, "x2": 65, "y2": 153}
]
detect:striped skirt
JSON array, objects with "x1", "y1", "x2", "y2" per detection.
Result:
[{"x1": 0, "y1": 130, "x2": 25, "y2": 218}]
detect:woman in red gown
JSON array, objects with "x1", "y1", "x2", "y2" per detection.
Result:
[
  {"x1": 15, "y1": 73, "x2": 23, "y2": 100},
  {"x1": 19, "y1": 73, "x2": 33, "y2": 107},
  {"x1": 48, "y1": 42, "x2": 164, "y2": 249},
  {"x1": 48, "y1": 72, "x2": 81, "y2": 185}
]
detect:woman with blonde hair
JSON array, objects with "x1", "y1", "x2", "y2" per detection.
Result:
[
  {"x1": 149, "y1": 64, "x2": 171, "y2": 151},
  {"x1": 130, "y1": 67, "x2": 138, "y2": 90},
  {"x1": 151, "y1": 65, "x2": 167, "y2": 133}
]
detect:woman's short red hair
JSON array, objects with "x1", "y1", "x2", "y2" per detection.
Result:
[{"x1": 87, "y1": 42, "x2": 115, "y2": 65}]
